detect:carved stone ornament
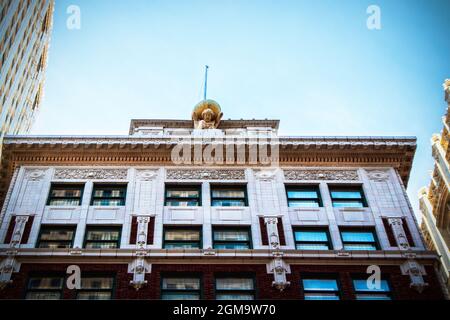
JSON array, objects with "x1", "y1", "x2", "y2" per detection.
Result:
[
  {"x1": 192, "y1": 99, "x2": 223, "y2": 129},
  {"x1": 267, "y1": 258, "x2": 291, "y2": 292},
  {"x1": 128, "y1": 257, "x2": 151, "y2": 291},
  {"x1": 255, "y1": 169, "x2": 278, "y2": 181},
  {"x1": 388, "y1": 218, "x2": 410, "y2": 250},
  {"x1": 136, "y1": 170, "x2": 158, "y2": 181},
  {"x1": 400, "y1": 260, "x2": 428, "y2": 293},
  {"x1": 25, "y1": 169, "x2": 46, "y2": 181},
  {"x1": 54, "y1": 168, "x2": 128, "y2": 180},
  {"x1": 366, "y1": 170, "x2": 390, "y2": 182},
  {"x1": 166, "y1": 169, "x2": 245, "y2": 180},
  {"x1": 284, "y1": 170, "x2": 358, "y2": 181}
]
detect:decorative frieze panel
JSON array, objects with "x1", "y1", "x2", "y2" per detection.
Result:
[
  {"x1": 53, "y1": 168, "x2": 128, "y2": 180},
  {"x1": 166, "y1": 169, "x2": 245, "y2": 180},
  {"x1": 284, "y1": 170, "x2": 358, "y2": 181}
]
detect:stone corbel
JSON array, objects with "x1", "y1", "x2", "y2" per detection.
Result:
[
  {"x1": 128, "y1": 252, "x2": 151, "y2": 291},
  {"x1": 267, "y1": 257, "x2": 291, "y2": 292},
  {"x1": 0, "y1": 250, "x2": 20, "y2": 290},
  {"x1": 400, "y1": 260, "x2": 428, "y2": 293},
  {"x1": 387, "y1": 217, "x2": 410, "y2": 250}
]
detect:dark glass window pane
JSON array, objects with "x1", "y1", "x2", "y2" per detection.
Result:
[
  {"x1": 295, "y1": 231, "x2": 327, "y2": 242},
  {"x1": 166, "y1": 190, "x2": 199, "y2": 198},
  {"x1": 216, "y1": 278, "x2": 254, "y2": 290},
  {"x1": 212, "y1": 190, "x2": 245, "y2": 198},
  {"x1": 28, "y1": 277, "x2": 63, "y2": 290},
  {"x1": 341, "y1": 232, "x2": 374, "y2": 243},
  {"x1": 330, "y1": 191, "x2": 362, "y2": 199},
  {"x1": 162, "y1": 278, "x2": 200, "y2": 290},
  {"x1": 288, "y1": 200, "x2": 320, "y2": 208},
  {"x1": 40, "y1": 229, "x2": 74, "y2": 241},
  {"x1": 214, "y1": 230, "x2": 249, "y2": 241},
  {"x1": 165, "y1": 230, "x2": 200, "y2": 241},
  {"x1": 303, "y1": 279, "x2": 338, "y2": 291},
  {"x1": 86, "y1": 230, "x2": 120, "y2": 241},
  {"x1": 287, "y1": 191, "x2": 318, "y2": 199},
  {"x1": 81, "y1": 277, "x2": 114, "y2": 289}
]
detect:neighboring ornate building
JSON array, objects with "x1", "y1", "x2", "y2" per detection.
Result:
[
  {"x1": 0, "y1": 99, "x2": 445, "y2": 300},
  {"x1": 0, "y1": 1, "x2": 54, "y2": 139},
  {"x1": 419, "y1": 79, "x2": 450, "y2": 294}
]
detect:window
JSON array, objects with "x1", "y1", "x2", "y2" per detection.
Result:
[
  {"x1": 293, "y1": 228, "x2": 332, "y2": 250},
  {"x1": 25, "y1": 275, "x2": 64, "y2": 300},
  {"x1": 91, "y1": 184, "x2": 126, "y2": 206},
  {"x1": 47, "y1": 184, "x2": 84, "y2": 206},
  {"x1": 164, "y1": 185, "x2": 201, "y2": 206},
  {"x1": 353, "y1": 278, "x2": 391, "y2": 300},
  {"x1": 37, "y1": 226, "x2": 76, "y2": 249},
  {"x1": 161, "y1": 276, "x2": 201, "y2": 300},
  {"x1": 213, "y1": 227, "x2": 252, "y2": 249},
  {"x1": 329, "y1": 186, "x2": 367, "y2": 208},
  {"x1": 163, "y1": 227, "x2": 202, "y2": 249},
  {"x1": 84, "y1": 227, "x2": 121, "y2": 249},
  {"x1": 302, "y1": 276, "x2": 340, "y2": 300},
  {"x1": 286, "y1": 186, "x2": 322, "y2": 208},
  {"x1": 77, "y1": 276, "x2": 115, "y2": 300},
  {"x1": 340, "y1": 229, "x2": 379, "y2": 250},
  {"x1": 211, "y1": 185, "x2": 247, "y2": 207},
  {"x1": 215, "y1": 276, "x2": 255, "y2": 300}
]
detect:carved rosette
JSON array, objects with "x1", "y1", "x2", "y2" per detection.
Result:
[
  {"x1": 166, "y1": 169, "x2": 245, "y2": 180},
  {"x1": 366, "y1": 169, "x2": 390, "y2": 182},
  {"x1": 53, "y1": 168, "x2": 128, "y2": 180},
  {"x1": 254, "y1": 169, "x2": 278, "y2": 181},
  {"x1": 284, "y1": 170, "x2": 358, "y2": 181},
  {"x1": 25, "y1": 169, "x2": 47, "y2": 181},
  {"x1": 136, "y1": 170, "x2": 158, "y2": 181}
]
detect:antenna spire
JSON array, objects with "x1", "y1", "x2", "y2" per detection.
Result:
[{"x1": 203, "y1": 65, "x2": 209, "y2": 100}]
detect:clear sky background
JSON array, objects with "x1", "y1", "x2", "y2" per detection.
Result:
[{"x1": 33, "y1": 0, "x2": 450, "y2": 218}]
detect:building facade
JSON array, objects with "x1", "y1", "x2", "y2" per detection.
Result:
[
  {"x1": 419, "y1": 79, "x2": 450, "y2": 294},
  {"x1": 0, "y1": 0, "x2": 54, "y2": 139},
  {"x1": 0, "y1": 100, "x2": 445, "y2": 300}
]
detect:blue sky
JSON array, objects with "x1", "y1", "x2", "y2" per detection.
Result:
[{"x1": 33, "y1": 0, "x2": 450, "y2": 216}]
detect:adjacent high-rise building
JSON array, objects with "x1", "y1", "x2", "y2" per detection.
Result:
[
  {"x1": 0, "y1": 0, "x2": 54, "y2": 139},
  {"x1": 419, "y1": 79, "x2": 450, "y2": 294},
  {"x1": 0, "y1": 99, "x2": 445, "y2": 299}
]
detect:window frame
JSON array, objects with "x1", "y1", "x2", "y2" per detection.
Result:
[
  {"x1": 301, "y1": 273, "x2": 341, "y2": 300},
  {"x1": 24, "y1": 273, "x2": 65, "y2": 300},
  {"x1": 285, "y1": 185, "x2": 323, "y2": 208},
  {"x1": 90, "y1": 184, "x2": 127, "y2": 206},
  {"x1": 214, "y1": 273, "x2": 256, "y2": 300},
  {"x1": 164, "y1": 184, "x2": 202, "y2": 207},
  {"x1": 36, "y1": 225, "x2": 76, "y2": 249},
  {"x1": 83, "y1": 226, "x2": 122, "y2": 249},
  {"x1": 162, "y1": 226, "x2": 202, "y2": 249},
  {"x1": 160, "y1": 273, "x2": 203, "y2": 300},
  {"x1": 210, "y1": 185, "x2": 248, "y2": 207},
  {"x1": 76, "y1": 273, "x2": 116, "y2": 300},
  {"x1": 46, "y1": 183, "x2": 85, "y2": 206},
  {"x1": 212, "y1": 226, "x2": 253, "y2": 250},
  {"x1": 293, "y1": 227, "x2": 332, "y2": 250},
  {"x1": 340, "y1": 228, "x2": 380, "y2": 251},
  {"x1": 329, "y1": 185, "x2": 368, "y2": 208},
  {"x1": 351, "y1": 274, "x2": 392, "y2": 300}
]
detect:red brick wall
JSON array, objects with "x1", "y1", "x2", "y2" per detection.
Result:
[
  {"x1": 0, "y1": 262, "x2": 444, "y2": 300},
  {"x1": 129, "y1": 216, "x2": 137, "y2": 245},
  {"x1": 3, "y1": 216, "x2": 16, "y2": 244}
]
